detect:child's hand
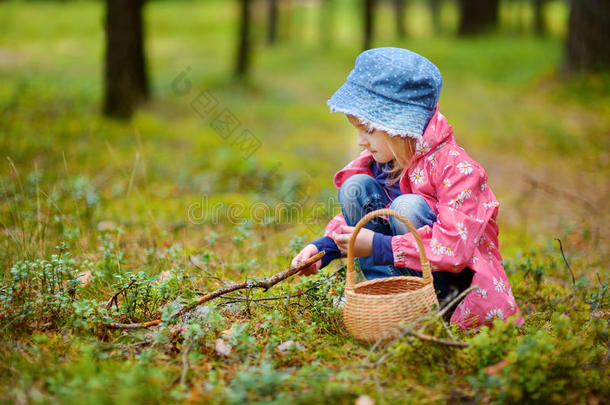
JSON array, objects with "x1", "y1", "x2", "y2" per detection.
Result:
[
  {"x1": 332, "y1": 226, "x2": 374, "y2": 258},
  {"x1": 291, "y1": 244, "x2": 322, "y2": 276}
]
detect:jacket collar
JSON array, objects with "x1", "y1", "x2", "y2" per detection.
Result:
[{"x1": 410, "y1": 106, "x2": 453, "y2": 163}]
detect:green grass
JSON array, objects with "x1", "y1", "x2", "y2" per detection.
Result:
[{"x1": 1, "y1": 0, "x2": 609, "y2": 404}]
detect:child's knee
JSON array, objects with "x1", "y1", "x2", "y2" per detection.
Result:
[
  {"x1": 389, "y1": 194, "x2": 435, "y2": 230},
  {"x1": 390, "y1": 194, "x2": 428, "y2": 214},
  {"x1": 338, "y1": 174, "x2": 377, "y2": 203}
]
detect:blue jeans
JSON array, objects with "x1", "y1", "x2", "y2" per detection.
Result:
[{"x1": 338, "y1": 174, "x2": 473, "y2": 302}]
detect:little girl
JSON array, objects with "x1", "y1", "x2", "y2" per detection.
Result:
[{"x1": 291, "y1": 47, "x2": 520, "y2": 330}]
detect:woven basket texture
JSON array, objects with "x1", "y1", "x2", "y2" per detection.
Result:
[{"x1": 343, "y1": 209, "x2": 439, "y2": 342}]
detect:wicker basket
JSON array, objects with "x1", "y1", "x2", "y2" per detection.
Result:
[{"x1": 343, "y1": 208, "x2": 439, "y2": 342}]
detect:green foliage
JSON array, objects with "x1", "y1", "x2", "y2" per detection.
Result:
[
  {"x1": 511, "y1": 255, "x2": 546, "y2": 286},
  {"x1": 112, "y1": 271, "x2": 166, "y2": 322},
  {"x1": 0, "y1": 244, "x2": 115, "y2": 333},
  {"x1": 467, "y1": 314, "x2": 608, "y2": 404},
  {"x1": 466, "y1": 318, "x2": 520, "y2": 368},
  {"x1": 97, "y1": 232, "x2": 125, "y2": 276},
  {"x1": 585, "y1": 277, "x2": 609, "y2": 311},
  {"x1": 227, "y1": 361, "x2": 288, "y2": 403},
  {"x1": 1, "y1": 244, "x2": 79, "y2": 328},
  {"x1": 1, "y1": 0, "x2": 608, "y2": 403},
  {"x1": 44, "y1": 345, "x2": 173, "y2": 405},
  {"x1": 232, "y1": 222, "x2": 253, "y2": 248},
  {"x1": 69, "y1": 174, "x2": 101, "y2": 218}
]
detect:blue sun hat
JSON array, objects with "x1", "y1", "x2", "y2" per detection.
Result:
[{"x1": 328, "y1": 47, "x2": 442, "y2": 140}]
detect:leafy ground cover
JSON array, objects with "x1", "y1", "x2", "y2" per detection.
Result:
[{"x1": 1, "y1": 1, "x2": 608, "y2": 403}]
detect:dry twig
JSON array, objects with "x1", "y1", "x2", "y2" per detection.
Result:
[
  {"x1": 104, "y1": 279, "x2": 136, "y2": 311},
  {"x1": 554, "y1": 238, "x2": 577, "y2": 305},
  {"x1": 105, "y1": 251, "x2": 325, "y2": 330},
  {"x1": 217, "y1": 267, "x2": 344, "y2": 306},
  {"x1": 359, "y1": 286, "x2": 477, "y2": 369},
  {"x1": 436, "y1": 285, "x2": 479, "y2": 319},
  {"x1": 217, "y1": 284, "x2": 320, "y2": 304},
  {"x1": 401, "y1": 329, "x2": 469, "y2": 348}
]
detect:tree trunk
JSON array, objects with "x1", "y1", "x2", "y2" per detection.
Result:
[
  {"x1": 394, "y1": 0, "x2": 406, "y2": 38},
  {"x1": 533, "y1": 0, "x2": 546, "y2": 35},
  {"x1": 236, "y1": 0, "x2": 252, "y2": 77},
  {"x1": 319, "y1": 0, "x2": 334, "y2": 47},
  {"x1": 363, "y1": 0, "x2": 375, "y2": 50},
  {"x1": 458, "y1": 0, "x2": 499, "y2": 35},
  {"x1": 430, "y1": 0, "x2": 441, "y2": 34},
  {"x1": 281, "y1": 0, "x2": 293, "y2": 42},
  {"x1": 267, "y1": 0, "x2": 278, "y2": 45},
  {"x1": 565, "y1": 0, "x2": 610, "y2": 72},
  {"x1": 103, "y1": 0, "x2": 149, "y2": 119}
]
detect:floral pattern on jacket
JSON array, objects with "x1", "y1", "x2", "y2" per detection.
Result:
[{"x1": 323, "y1": 107, "x2": 522, "y2": 330}]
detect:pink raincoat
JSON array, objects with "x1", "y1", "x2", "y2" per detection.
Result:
[{"x1": 324, "y1": 108, "x2": 522, "y2": 329}]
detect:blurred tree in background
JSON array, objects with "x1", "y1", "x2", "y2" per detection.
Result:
[
  {"x1": 97, "y1": 0, "x2": 610, "y2": 118},
  {"x1": 394, "y1": 0, "x2": 406, "y2": 38},
  {"x1": 458, "y1": 0, "x2": 500, "y2": 35},
  {"x1": 363, "y1": 0, "x2": 375, "y2": 50},
  {"x1": 565, "y1": 0, "x2": 610, "y2": 72},
  {"x1": 430, "y1": 0, "x2": 441, "y2": 34},
  {"x1": 236, "y1": 0, "x2": 252, "y2": 77},
  {"x1": 320, "y1": 0, "x2": 335, "y2": 47},
  {"x1": 103, "y1": 0, "x2": 149, "y2": 119},
  {"x1": 267, "y1": 0, "x2": 279, "y2": 44},
  {"x1": 533, "y1": 0, "x2": 548, "y2": 35}
]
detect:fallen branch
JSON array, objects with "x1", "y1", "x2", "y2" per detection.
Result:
[
  {"x1": 217, "y1": 267, "x2": 345, "y2": 305},
  {"x1": 359, "y1": 285, "x2": 475, "y2": 369},
  {"x1": 401, "y1": 329, "x2": 469, "y2": 348},
  {"x1": 104, "y1": 280, "x2": 136, "y2": 311},
  {"x1": 105, "y1": 251, "x2": 325, "y2": 330},
  {"x1": 358, "y1": 324, "x2": 468, "y2": 370},
  {"x1": 217, "y1": 284, "x2": 320, "y2": 304},
  {"x1": 436, "y1": 285, "x2": 479, "y2": 319}
]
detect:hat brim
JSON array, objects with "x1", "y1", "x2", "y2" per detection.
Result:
[{"x1": 327, "y1": 81, "x2": 432, "y2": 139}]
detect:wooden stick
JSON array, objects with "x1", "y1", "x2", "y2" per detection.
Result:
[
  {"x1": 554, "y1": 238, "x2": 576, "y2": 286},
  {"x1": 105, "y1": 251, "x2": 325, "y2": 330},
  {"x1": 401, "y1": 329, "x2": 469, "y2": 348},
  {"x1": 104, "y1": 279, "x2": 136, "y2": 311},
  {"x1": 218, "y1": 284, "x2": 320, "y2": 303},
  {"x1": 359, "y1": 285, "x2": 475, "y2": 369},
  {"x1": 436, "y1": 285, "x2": 479, "y2": 319}
]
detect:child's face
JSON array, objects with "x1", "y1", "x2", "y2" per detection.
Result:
[{"x1": 347, "y1": 115, "x2": 394, "y2": 164}]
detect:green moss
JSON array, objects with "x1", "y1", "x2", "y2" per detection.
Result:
[{"x1": 0, "y1": 0, "x2": 608, "y2": 403}]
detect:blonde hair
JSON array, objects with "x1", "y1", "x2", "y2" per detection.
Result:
[
  {"x1": 382, "y1": 134, "x2": 417, "y2": 187},
  {"x1": 346, "y1": 114, "x2": 417, "y2": 186}
]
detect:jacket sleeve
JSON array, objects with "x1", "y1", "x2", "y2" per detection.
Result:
[
  {"x1": 310, "y1": 236, "x2": 342, "y2": 269},
  {"x1": 323, "y1": 213, "x2": 347, "y2": 238},
  {"x1": 301, "y1": 213, "x2": 347, "y2": 270},
  {"x1": 391, "y1": 154, "x2": 498, "y2": 272}
]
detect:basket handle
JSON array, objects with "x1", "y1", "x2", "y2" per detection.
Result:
[{"x1": 346, "y1": 208, "x2": 432, "y2": 290}]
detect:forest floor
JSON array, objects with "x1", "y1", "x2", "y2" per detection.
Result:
[{"x1": 1, "y1": 1, "x2": 608, "y2": 404}]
